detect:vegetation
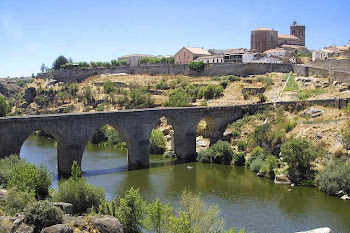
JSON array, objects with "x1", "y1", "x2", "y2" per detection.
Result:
[
  {"x1": 139, "y1": 56, "x2": 175, "y2": 65},
  {"x1": 24, "y1": 201, "x2": 63, "y2": 232},
  {"x1": 150, "y1": 129, "x2": 167, "y2": 154},
  {"x1": 165, "y1": 89, "x2": 191, "y2": 107},
  {"x1": 281, "y1": 138, "x2": 317, "y2": 181},
  {"x1": 298, "y1": 88, "x2": 327, "y2": 100},
  {"x1": 4, "y1": 189, "x2": 36, "y2": 215},
  {"x1": 284, "y1": 74, "x2": 299, "y2": 91},
  {"x1": 188, "y1": 61, "x2": 205, "y2": 71},
  {"x1": 52, "y1": 55, "x2": 69, "y2": 70},
  {"x1": 0, "y1": 96, "x2": 9, "y2": 117},
  {"x1": 197, "y1": 140, "x2": 233, "y2": 165},
  {"x1": 52, "y1": 164, "x2": 105, "y2": 214},
  {"x1": 317, "y1": 161, "x2": 350, "y2": 195}
]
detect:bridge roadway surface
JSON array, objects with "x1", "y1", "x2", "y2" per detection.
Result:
[{"x1": 0, "y1": 98, "x2": 348, "y2": 176}]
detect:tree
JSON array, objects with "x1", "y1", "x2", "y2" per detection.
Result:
[
  {"x1": 40, "y1": 63, "x2": 46, "y2": 73},
  {"x1": 149, "y1": 129, "x2": 166, "y2": 154},
  {"x1": 0, "y1": 96, "x2": 9, "y2": 117},
  {"x1": 141, "y1": 198, "x2": 173, "y2": 233},
  {"x1": 188, "y1": 61, "x2": 205, "y2": 71},
  {"x1": 52, "y1": 55, "x2": 68, "y2": 70},
  {"x1": 281, "y1": 138, "x2": 317, "y2": 180}
]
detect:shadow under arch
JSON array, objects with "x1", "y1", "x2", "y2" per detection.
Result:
[
  {"x1": 196, "y1": 116, "x2": 218, "y2": 146},
  {"x1": 82, "y1": 121, "x2": 132, "y2": 173},
  {"x1": 19, "y1": 127, "x2": 65, "y2": 175}
]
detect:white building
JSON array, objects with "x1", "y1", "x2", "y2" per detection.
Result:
[
  {"x1": 312, "y1": 49, "x2": 333, "y2": 61},
  {"x1": 263, "y1": 48, "x2": 287, "y2": 57},
  {"x1": 195, "y1": 55, "x2": 224, "y2": 64},
  {"x1": 249, "y1": 56, "x2": 283, "y2": 64}
]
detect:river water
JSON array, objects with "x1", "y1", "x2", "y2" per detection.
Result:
[{"x1": 20, "y1": 135, "x2": 350, "y2": 233}]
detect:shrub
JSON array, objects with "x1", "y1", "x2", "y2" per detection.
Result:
[
  {"x1": 220, "y1": 81, "x2": 229, "y2": 89},
  {"x1": 284, "y1": 120, "x2": 297, "y2": 133},
  {"x1": 317, "y1": 162, "x2": 350, "y2": 195},
  {"x1": 0, "y1": 155, "x2": 24, "y2": 188},
  {"x1": 125, "y1": 88, "x2": 155, "y2": 109},
  {"x1": 166, "y1": 89, "x2": 190, "y2": 107},
  {"x1": 258, "y1": 93, "x2": 267, "y2": 103},
  {"x1": 103, "y1": 80, "x2": 115, "y2": 94},
  {"x1": 141, "y1": 198, "x2": 173, "y2": 233},
  {"x1": 4, "y1": 189, "x2": 36, "y2": 216},
  {"x1": 53, "y1": 178, "x2": 104, "y2": 214},
  {"x1": 233, "y1": 152, "x2": 245, "y2": 166},
  {"x1": 120, "y1": 60, "x2": 127, "y2": 65},
  {"x1": 341, "y1": 128, "x2": 350, "y2": 150},
  {"x1": 155, "y1": 78, "x2": 169, "y2": 90},
  {"x1": 8, "y1": 163, "x2": 52, "y2": 199},
  {"x1": 281, "y1": 138, "x2": 317, "y2": 180},
  {"x1": 188, "y1": 61, "x2": 205, "y2": 71},
  {"x1": 204, "y1": 85, "x2": 216, "y2": 99},
  {"x1": 250, "y1": 158, "x2": 264, "y2": 173},
  {"x1": 0, "y1": 96, "x2": 9, "y2": 117},
  {"x1": 237, "y1": 141, "x2": 247, "y2": 152},
  {"x1": 52, "y1": 55, "x2": 68, "y2": 70},
  {"x1": 214, "y1": 85, "x2": 224, "y2": 97},
  {"x1": 24, "y1": 200, "x2": 63, "y2": 232},
  {"x1": 150, "y1": 129, "x2": 166, "y2": 154},
  {"x1": 196, "y1": 149, "x2": 213, "y2": 163},
  {"x1": 209, "y1": 140, "x2": 234, "y2": 165},
  {"x1": 116, "y1": 187, "x2": 145, "y2": 233},
  {"x1": 163, "y1": 150, "x2": 176, "y2": 158}
]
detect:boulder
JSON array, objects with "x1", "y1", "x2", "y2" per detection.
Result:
[
  {"x1": 294, "y1": 227, "x2": 332, "y2": 233},
  {"x1": 15, "y1": 224, "x2": 34, "y2": 233},
  {"x1": 0, "y1": 189, "x2": 7, "y2": 200},
  {"x1": 302, "y1": 108, "x2": 324, "y2": 118},
  {"x1": 40, "y1": 224, "x2": 73, "y2": 233},
  {"x1": 53, "y1": 203, "x2": 73, "y2": 215},
  {"x1": 91, "y1": 215, "x2": 125, "y2": 233},
  {"x1": 323, "y1": 81, "x2": 329, "y2": 88},
  {"x1": 315, "y1": 132, "x2": 323, "y2": 140},
  {"x1": 62, "y1": 215, "x2": 87, "y2": 228},
  {"x1": 241, "y1": 87, "x2": 266, "y2": 95},
  {"x1": 274, "y1": 174, "x2": 292, "y2": 184},
  {"x1": 24, "y1": 87, "x2": 36, "y2": 103},
  {"x1": 340, "y1": 194, "x2": 350, "y2": 200}
]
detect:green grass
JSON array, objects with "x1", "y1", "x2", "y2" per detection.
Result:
[
  {"x1": 298, "y1": 88, "x2": 328, "y2": 100},
  {"x1": 284, "y1": 74, "x2": 299, "y2": 91}
]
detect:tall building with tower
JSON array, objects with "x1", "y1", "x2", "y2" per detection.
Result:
[{"x1": 251, "y1": 21, "x2": 306, "y2": 53}]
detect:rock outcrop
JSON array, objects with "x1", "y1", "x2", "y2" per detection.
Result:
[
  {"x1": 40, "y1": 224, "x2": 73, "y2": 233},
  {"x1": 295, "y1": 227, "x2": 332, "y2": 233},
  {"x1": 53, "y1": 203, "x2": 73, "y2": 215},
  {"x1": 92, "y1": 215, "x2": 125, "y2": 233}
]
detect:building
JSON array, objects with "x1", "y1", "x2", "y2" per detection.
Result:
[
  {"x1": 312, "y1": 45, "x2": 350, "y2": 61},
  {"x1": 209, "y1": 48, "x2": 251, "y2": 63},
  {"x1": 251, "y1": 21, "x2": 306, "y2": 53},
  {"x1": 118, "y1": 54, "x2": 155, "y2": 66},
  {"x1": 263, "y1": 48, "x2": 289, "y2": 57},
  {"x1": 250, "y1": 28, "x2": 278, "y2": 53},
  {"x1": 174, "y1": 47, "x2": 211, "y2": 64},
  {"x1": 195, "y1": 55, "x2": 224, "y2": 64}
]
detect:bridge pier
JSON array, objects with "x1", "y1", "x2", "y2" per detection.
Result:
[
  {"x1": 57, "y1": 142, "x2": 86, "y2": 177},
  {"x1": 127, "y1": 139, "x2": 150, "y2": 168},
  {"x1": 173, "y1": 130, "x2": 197, "y2": 161}
]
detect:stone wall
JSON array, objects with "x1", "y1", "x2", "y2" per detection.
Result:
[
  {"x1": 307, "y1": 59, "x2": 350, "y2": 72},
  {"x1": 37, "y1": 63, "x2": 293, "y2": 83}
]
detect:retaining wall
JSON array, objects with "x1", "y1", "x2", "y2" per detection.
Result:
[{"x1": 38, "y1": 63, "x2": 293, "y2": 83}]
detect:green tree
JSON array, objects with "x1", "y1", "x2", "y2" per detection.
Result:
[
  {"x1": 52, "y1": 55, "x2": 68, "y2": 70},
  {"x1": 103, "y1": 80, "x2": 115, "y2": 94},
  {"x1": 281, "y1": 138, "x2": 317, "y2": 180},
  {"x1": 150, "y1": 129, "x2": 166, "y2": 154},
  {"x1": 116, "y1": 187, "x2": 145, "y2": 233},
  {"x1": 0, "y1": 96, "x2": 10, "y2": 117},
  {"x1": 166, "y1": 89, "x2": 191, "y2": 107},
  {"x1": 8, "y1": 163, "x2": 52, "y2": 199},
  {"x1": 317, "y1": 161, "x2": 350, "y2": 195},
  {"x1": 141, "y1": 198, "x2": 174, "y2": 233},
  {"x1": 40, "y1": 63, "x2": 46, "y2": 73},
  {"x1": 71, "y1": 161, "x2": 81, "y2": 181},
  {"x1": 188, "y1": 61, "x2": 205, "y2": 71}
]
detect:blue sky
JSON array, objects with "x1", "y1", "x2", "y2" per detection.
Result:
[{"x1": 0, "y1": 0, "x2": 349, "y2": 77}]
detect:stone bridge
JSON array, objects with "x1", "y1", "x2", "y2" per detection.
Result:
[{"x1": 0, "y1": 98, "x2": 348, "y2": 176}]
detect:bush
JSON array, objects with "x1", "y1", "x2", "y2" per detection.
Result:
[
  {"x1": 237, "y1": 141, "x2": 247, "y2": 152},
  {"x1": 166, "y1": 89, "x2": 191, "y2": 107},
  {"x1": 141, "y1": 198, "x2": 173, "y2": 233},
  {"x1": 220, "y1": 81, "x2": 229, "y2": 89},
  {"x1": 0, "y1": 96, "x2": 9, "y2": 117},
  {"x1": 125, "y1": 88, "x2": 155, "y2": 109},
  {"x1": 281, "y1": 138, "x2": 317, "y2": 180},
  {"x1": 24, "y1": 201, "x2": 63, "y2": 232},
  {"x1": 317, "y1": 162, "x2": 350, "y2": 195},
  {"x1": 103, "y1": 80, "x2": 115, "y2": 94},
  {"x1": 258, "y1": 93, "x2": 267, "y2": 103},
  {"x1": 4, "y1": 189, "x2": 36, "y2": 216},
  {"x1": 250, "y1": 158, "x2": 264, "y2": 173},
  {"x1": 52, "y1": 55, "x2": 68, "y2": 70},
  {"x1": 233, "y1": 152, "x2": 245, "y2": 166},
  {"x1": 116, "y1": 187, "x2": 145, "y2": 233},
  {"x1": 53, "y1": 170, "x2": 105, "y2": 214},
  {"x1": 163, "y1": 150, "x2": 176, "y2": 158},
  {"x1": 204, "y1": 85, "x2": 216, "y2": 99},
  {"x1": 284, "y1": 120, "x2": 297, "y2": 133},
  {"x1": 155, "y1": 78, "x2": 169, "y2": 90},
  {"x1": 188, "y1": 61, "x2": 205, "y2": 71},
  {"x1": 211, "y1": 140, "x2": 234, "y2": 165},
  {"x1": 8, "y1": 163, "x2": 52, "y2": 199},
  {"x1": 150, "y1": 129, "x2": 166, "y2": 154},
  {"x1": 215, "y1": 85, "x2": 224, "y2": 97},
  {"x1": 0, "y1": 155, "x2": 24, "y2": 188}
]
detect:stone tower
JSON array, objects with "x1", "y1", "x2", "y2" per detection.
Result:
[
  {"x1": 251, "y1": 28, "x2": 278, "y2": 53},
  {"x1": 290, "y1": 21, "x2": 305, "y2": 46}
]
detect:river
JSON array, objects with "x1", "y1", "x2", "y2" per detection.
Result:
[{"x1": 20, "y1": 135, "x2": 350, "y2": 233}]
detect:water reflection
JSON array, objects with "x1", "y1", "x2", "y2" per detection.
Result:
[{"x1": 20, "y1": 135, "x2": 350, "y2": 233}]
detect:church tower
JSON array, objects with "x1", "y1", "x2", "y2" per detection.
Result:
[{"x1": 290, "y1": 21, "x2": 305, "y2": 46}]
